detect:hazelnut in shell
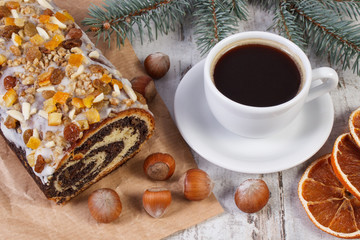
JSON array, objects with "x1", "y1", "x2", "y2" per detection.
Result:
[
  {"x1": 143, "y1": 153, "x2": 175, "y2": 181},
  {"x1": 234, "y1": 179, "x2": 270, "y2": 213},
  {"x1": 144, "y1": 52, "x2": 170, "y2": 79},
  {"x1": 88, "y1": 188, "x2": 122, "y2": 223},
  {"x1": 180, "y1": 168, "x2": 214, "y2": 201},
  {"x1": 142, "y1": 188, "x2": 172, "y2": 218},
  {"x1": 130, "y1": 75, "x2": 156, "y2": 102}
]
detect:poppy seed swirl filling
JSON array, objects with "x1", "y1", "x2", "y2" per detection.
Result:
[{"x1": 45, "y1": 115, "x2": 149, "y2": 204}]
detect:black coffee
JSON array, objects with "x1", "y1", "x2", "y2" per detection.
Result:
[{"x1": 213, "y1": 43, "x2": 302, "y2": 107}]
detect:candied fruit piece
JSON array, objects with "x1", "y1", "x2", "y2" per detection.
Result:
[
  {"x1": 68, "y1": 54, "x2": 83, "y2": 67},
  {"x1": 63, "y1": 11, "x2": 74, "y2": 22},
  {"x1": 5, "y1": 1, "x2": 20, "y2": 10},
  {"x1": 25, "y1": 46, "x2": 42, "y2": 62},
  {"x1": 45, "y1": 23, "x2": 59, "y2": 32},
  {"x1": 64, "y1": 123, "x2": 80, "y2": 143},
  {"x1": 77, "y1": 119, "x2": 89, "y2": 130},
  {"x1": 0, "y1": 54, "x2": 6, "y2": 65},
  {"x1": 100, "y1": 74, "x2": 112, "y2": 84},
  {"x1": 4, "y1": 76, "x2": 17, "y2": 90},
  {"x1": 24, "y1": 22, "x2": 37, "y2": 37},
  {"x1": 23, "y1": 129, "x2": 33, "y2": 144},
  {"x1": 111, "y1": 79, "x2": 123, "y2": 89},
  {"x1": 53, "y1": 91, "x2": 69, "y2": 104},
  {"x1": 14, "y1": 18, "x2": 25, "y2": 27},
  {"x1": 43, "y1": 98, "x2": 57, "y2": 113},
  {"x1": 39, "y1": 14, "x2": 50, "y2": 23},
  {"x1": 44, "y1": 34, "x2": 64, "y2": 50},
  {"x1": 71, "y1": 97, "x2": 85, "y2": 108},
  {"x1": 34, "y1": 155, "x2": 46, "y2": 173},
  {"x1": 4, "y1": 116, "x2": 18, "y2": 129},
  {"x1": 55, "y1": 12, "x2": 68, "y2": 22},
  {"x1": 86, "y1": 108, "x2": 100, "y2": 124},
  {"x1": 3, "y1": 88, "x2": 17, "y2": 107},
  {"x1": 38, "y1": 71, "x2": 52, "y2": 87},
  {"x1": 26, "y1": 136, "x2": 41, "y2": 149},
  {"x1": 48, "y1": 112, "x2": 62, "y2": 126},
  {"x1": 11, "y1": 32, "x2": 22, "y2": 46},
  {"x1": 30, "y1": 34, "x2": 45, "y2": 45},
  {"x1": 82, "y1": 95, "x2": 94, "y2": 108},
  {"x1": 5, "y1": 17, "x2": 15, "y2": 26},
  {"x1": 0, "y1": 6, "x2": 10, "y2": 19},
  {"x1": 50, "y1": 68, "x2": 64, "y2": 85}
]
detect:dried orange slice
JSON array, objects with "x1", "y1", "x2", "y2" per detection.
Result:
[
  {"x1": 349, "y1": 107, "x2": 360, "y2": 147},
  {"x1": 331, "y1": 133, "x2": 360, "y2": 201},
  {"x1": 298, "y1": 154, "x2": 360, "y2": 238}
]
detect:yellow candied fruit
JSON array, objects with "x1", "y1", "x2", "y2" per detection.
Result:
[
  {"x1": 54, "y1": 12, "x2": 68, "y2": 23},
  {"x1": 71, "y1": 97, "x2": 85, "y2": 109},
  {"x1": 43, "y1": 98, "x2": 57, "y2": 113},
  {"x1": 5, "y1": 1, "x2": 20, "y2": 10},
  {"x1": 86, "y1": 108, "x2": 100, "y2": 124},
  {"x1": 39, "y1": 14, "x2": 50, "y2": 23},
  {"x1": 63, "y1": 11, "x2": 74, "y2": 22},
  {"x1": 53, "y1": 91, "x2": 69, "y2": 104},
  {"x1": 82, "y1": 95, "x2": 94, "y2": 108},
  {"x1": 44, "y1": 34, "x2": 65, "y2": 51},
  {"x1": 3, "y1": 88, "x2": 17, "y2": 107},
  {"x1": 48, "y1": 112, "x2": 62, "y2": 126},
  {"x1": 111, "y1": 79, "x2": 123, "y2": 89},
  {"x1": 0, "y1": 54, "x2": 7, "y2": 65},
  {"x1": 14, "y1": 18, "x2": 25, "y2": 27},
  {"x1": 38, "y1": 71, "x2": 52, "y2": 87},
  {"x1": 27, "y1": 151, "x2": 36, "y2": 167},
  {"x1": 12, "y1": 33, "x2": 22, "y2": 46},
  {"x1": 45, "y1": 23, "x2": 59, "y2": 32},
  {"x1": 100, "y1": 74, "x2": 112, "y2": 84},
  {"x1": 77, "y1": 120, "x2": 89, "y2": 130},
  {"x1": 5, "y1": 17, "x2": 15, "y2": 26},
  {"x1": 30, "y1": 34, "x2": 45, "y2": 45},
  {"x1": 26, "y1": 136, "x2": 41, "y2": 150},
  {"x1": 68, "y1": 54, "x2": 83, "y2": 67}
]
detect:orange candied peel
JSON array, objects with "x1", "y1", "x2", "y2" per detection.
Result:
[
  {"x1": 54, "y1": 12, "x2": 69, "y2": 23},
  {"x1": 30, "y1": 34, "x2": 45, "y2": 45},
  {"x1": 12, "y1": 33, "x2": 22, "y2": 46},
  {"x1": 0, "y1": 54, "x2": 6, "y2": 65},
  {"x1": 4, "y1": 17, "x2": 15, "y2": 26},
  {"x1": 45, "y1": 23, "x2": 59, "y2": 32},
  {"x1": 53, "y1": 91, "x2": 69, "y2": 105},
  {"x1": 62, "y1": 11, "x2": 74, "y2": 22},
  {"x1": 77, "y1": 119, "x2": 89, "y2": 130},
  {"x1": 111, "y1": 79, "x2": 123, "y2": 89},
  {"x1": 100, "y1": 74, "x2": 112, "y2": 84},
  {"x1": 71, "y1": 97, "x2": 85, "y2": 109},
  {"x1": 86, "y1": 108, "x2": 100, "y2": 124},
  {"x1": 38, "y1": 71, "x2": 52, "y2": 87},
  {"x1": 5, "y1": 1, "x2": 20, "y2": 9},
  {"x1": 83, "y1": 95, "x2": 95, "y2": 108},
  {"x1": 39, "y1": 14, "x2": 50, "y2": 23},
  {"x1": 68, "y1": 54, "x2": 83, "y2": 67},
  {"x1": 26, "y1": 136, "x2": 41, "y2": 150},
  {"x1": 3, "y1": 88, "x2": 17, "y2": 107},
  {"x1": 44, "y1": 34, "x2": 65, "y2": 50}
]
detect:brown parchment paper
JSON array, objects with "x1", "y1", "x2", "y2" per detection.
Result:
[{"x1": 0, "y1": 1, "x2": 224, "y2": 239}]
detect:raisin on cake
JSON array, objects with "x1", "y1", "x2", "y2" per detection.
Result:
[{"x1": 0, "y1": 0, "x2": 155, "y2": 204}]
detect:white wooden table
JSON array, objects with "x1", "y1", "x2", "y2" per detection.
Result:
[{"x1": 131, "y1": 6, "x2": 357, "y2": 240}]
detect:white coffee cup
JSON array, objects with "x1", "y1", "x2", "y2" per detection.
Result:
[{"x1": 204, "y1": 31, "x2": 338, "y2": 138}]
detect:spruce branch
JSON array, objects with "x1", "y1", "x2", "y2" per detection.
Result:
[
  {"x1": 289, "y1": 0, "x2": 360, "y2": 74},
  {"x1": 82, "y1": 0, "x2": 189, "y2": 47},
  {"x1": 193, "y1": 0, "x2": 239, "y2": 54}
]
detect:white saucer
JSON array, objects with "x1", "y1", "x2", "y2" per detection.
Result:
[{"x1": 174, "y1": 60, "x2": 334, "y2": 173}]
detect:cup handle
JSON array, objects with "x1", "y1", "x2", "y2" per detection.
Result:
[{"x1": 306, "y1": 67, "x2": 338, "y2": 102}]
